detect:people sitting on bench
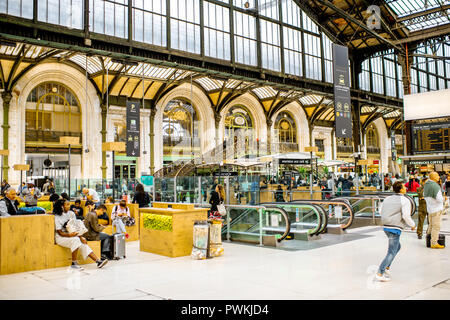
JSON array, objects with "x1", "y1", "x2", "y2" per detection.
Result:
[
  {"x1": 0, "y1": 188, "x2": 19, "y2": 216},
  {"x1": 20, "y1": 181, "x2": 42, "y2": 207},
  {"x1": 53, "y1": 199, "x2": 108, "y2": 270},
  {"x1": 70, "y1": 199, "x2": 84, "y2": 220},
  {"x1": 112, "y1": 200, "x2": 134, "y2": 239},
  {"x1": 83, "y1": 201, "x2": 112, "y2": 259}
]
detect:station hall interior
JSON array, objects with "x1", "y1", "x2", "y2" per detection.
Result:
[{"x1": 0, "y1": 0, "x2": 449, "y2": 302}]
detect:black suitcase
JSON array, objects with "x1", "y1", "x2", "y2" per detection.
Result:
[
  {"x1": 426, "y1": 234, "x2": 445, "y2": 247},
  {"x1": 110, "y1": 233, "x2": 126, "y2": 259}
]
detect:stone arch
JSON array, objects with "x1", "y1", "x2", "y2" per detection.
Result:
[
  {"x1": 154, "y1": 82, "x2": 214, "y2": 171},
  {"x1": 10, "y1": 62, "x2": 101, "y2": 185},
  {"x1": 219, "y1": 93, "x2": 267, "y2": 148},
  {"x1": 270, "y1": 101, "x2": 310, "y2": 153}
]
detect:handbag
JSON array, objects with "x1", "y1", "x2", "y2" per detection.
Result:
[
  {"x1": 66, "y1": 217, "x2": 88, "y2": 236},
  {"x1": 217, "y1": 201, "x2": 226, "y2": 216}
]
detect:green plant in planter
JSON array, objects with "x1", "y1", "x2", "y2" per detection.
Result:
[
  {"x1": 297, "y1": 166, "x2": 308, "y2": 179},
  {"x1": 143, "y1": 213, "x2": 173, "y2": 232}
]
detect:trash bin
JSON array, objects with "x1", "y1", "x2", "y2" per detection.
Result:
[
  {"x1": 208, "y1": 219, "x2": 224, "y2": 257},
  {"x1": 191, "y1": 221, "x2": 210, "y2": 260}
]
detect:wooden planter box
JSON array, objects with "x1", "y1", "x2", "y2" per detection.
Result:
[{"x1": 139, "y1": 203, "x2": 208, "y2": 258}]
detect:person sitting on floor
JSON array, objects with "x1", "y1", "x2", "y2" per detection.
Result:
[
  {"x1": 83, "y1": 201, "x2": 112, "y2": 259},
  {"x1": 53, "y1": 198, "x2": 108, "y2": 270}
]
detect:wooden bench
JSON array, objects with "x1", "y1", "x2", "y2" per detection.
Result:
[{"x1": 0, "y1": 214, "x2": 100, "y2": 275}]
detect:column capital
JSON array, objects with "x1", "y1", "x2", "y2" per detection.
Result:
[
  {"x1": 214, "y1": 112, "x2": 221, "y2": 128},
  {"x1": 266, "y1": 119, "x2": 273, "y2": 128},
  {"x1": 1, "y1": 91, "x2": 12, "y2": 105}
]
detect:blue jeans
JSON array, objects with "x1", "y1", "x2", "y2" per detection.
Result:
[{"x1": 378, "y1": 230, "x2": 401, "y2": 274}]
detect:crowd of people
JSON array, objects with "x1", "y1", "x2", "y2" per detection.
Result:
[
  {"x1": 0, "y1": 179, "x2": 153, "y2": 270},
  {"x1": 375, "y1": 171, "x2": 448, "y2": 282}
]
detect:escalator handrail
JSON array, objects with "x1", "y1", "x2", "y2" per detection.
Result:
[
  {"x1": 258, "y1": 205, "x2": 291, "y2": 242},
  {"x1": 260, "y1": 202, "x2": 325, "y2": 237},
  {"x1": 337, "y1": 192, "x2": 416, "y2": 216},
  {"x1": 288, "y1": 199, "x2": 354, "y2": 230}
]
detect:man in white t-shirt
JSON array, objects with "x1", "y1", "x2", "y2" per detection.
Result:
[{"x1": 82, "y1": 188, "x2": 100, "y2": 205}]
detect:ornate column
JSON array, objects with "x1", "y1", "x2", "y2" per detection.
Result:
[
  {"x1": 1, "y1": 91, "x2": 12, "y2": 181},
  {"x1": 214, "y1": 112, "x2": 222, "y2": 161},
  {"x1": 266, "y1": 119, "x2": 273, "y2": 155},
  {"x1": 149, "y1": 106, "x2": 156, "y2": 175},
  {"x1": 100, "y1": 103, "x2": 107, "y2": 179}
]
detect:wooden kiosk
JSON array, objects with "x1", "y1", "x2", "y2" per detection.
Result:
[{"x1": 139, "y1": 203, "x2": 208, "y2": 258}]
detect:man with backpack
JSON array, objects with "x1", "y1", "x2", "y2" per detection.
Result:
[
  {"x1": 376, "y1": 181, "x2": 416, "y2": 282},
  {"x1": 424, "y1": 172, "x2": 445, "y2": 249}
]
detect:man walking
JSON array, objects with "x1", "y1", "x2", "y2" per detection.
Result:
[
  {"x1": 376, "y1": 181, "x2": 415, "y2": 282},
  {"x1": 416, "y1": 178, "x2": 428, "y2": 240},
  {"x1": 424, "y1": 172, "x2": 445, "y2": 249}
]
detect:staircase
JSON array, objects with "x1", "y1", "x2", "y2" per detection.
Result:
[{"x1": 153, "y1": 143, "x2": 226, "y2": 178}]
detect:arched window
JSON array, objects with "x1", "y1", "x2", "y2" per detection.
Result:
[
  {"x1": 25, "y1": 82, "x2": 81, "y2": 144},
  {"x1": 162, "y1": 99, "x2": 199, "y2": 164},
  {"x1": 275, "y1": 111, "x2": 297, "y2": 153},
  {"x1": 224, "y1": 106, "x2": 255, "y2": 158}
]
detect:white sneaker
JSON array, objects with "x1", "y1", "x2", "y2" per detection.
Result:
[
  {"x1": 70, "y1": 263, "x2": 84, "y2": 271},
  {"x1": 384, "y1": 269, "x2": 391, "y2": 277},
  {"x1": 375, "y1": 273, "x2": 391, "y2": 282}
]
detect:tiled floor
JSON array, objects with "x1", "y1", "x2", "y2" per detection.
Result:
[{"x1": 1, "y1": 215, "x2": 450, "y2": 300}]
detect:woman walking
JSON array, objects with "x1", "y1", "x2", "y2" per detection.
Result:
[{"x1": 209, "y1": 184, "x2": 225, "y2": 220}]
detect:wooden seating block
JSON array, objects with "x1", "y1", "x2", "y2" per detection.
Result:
[
  {"x1": 0, "y1": 214, "x2": 100, "y2": 275},
  {"x1": 51, "y1": 241, "x2": 100, "y2": 268}
]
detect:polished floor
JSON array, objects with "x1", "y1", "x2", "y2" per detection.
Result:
[{"x1": 1, "y1": 214, "x2": 450, "y2": 300}]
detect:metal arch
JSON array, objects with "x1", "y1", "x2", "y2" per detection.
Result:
[
  {"x1": 267, "y1": 91, "x2": 305, "y2": 120},
  {"x1": 215, "y1": 83, "x2": 260, "y2": 114},
  {"x1": 8, "y1": 48, "x2": 64, "y2": 91},
  {"x1": 310, "y1": 0, "x2": 405, "y2": 53}
]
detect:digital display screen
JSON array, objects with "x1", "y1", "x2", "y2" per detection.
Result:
[{"x1": 412, "y1": 122, "x2": 450, "y2": 154}]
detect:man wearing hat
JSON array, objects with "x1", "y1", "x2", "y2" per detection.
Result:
[{"x1": 20, "y1": 180, "x2": 42, "y2": 207}]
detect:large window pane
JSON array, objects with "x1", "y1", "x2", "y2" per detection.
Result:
[
  {"x1": 171, "y1": 0, "x2": 201, "y2": 54},
  {"x1": 0, "y1": 0, "x2": 33, "y2": 19},
  {"x1": 234, "y1": 11, "x2": 257, "y2": 66},
  {"x1": 90, "y1": 0, "x2": 128, "y2": 39}
]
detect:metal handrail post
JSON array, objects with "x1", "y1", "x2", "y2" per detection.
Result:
[
  {"x1": 259, "y1": 207, "x2": 263, "y2": 246},
  {"x1": 174, "y1": 177, "x2": 177, "y2": 203},
  {"x1": 372, "y1": 198, "x2": 375, "y2": 224},
  {"x1": 198, "y1": 176, "x2": 202, "y2": 205}
]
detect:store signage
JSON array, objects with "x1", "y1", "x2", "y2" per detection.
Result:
[
  {"x1": 126, "y1": 101, "x2": 140, "y2": 157},
  {"x1": 279, "y1": 158, "x2": 311, "y2": 165},
  {"x1": 213, "y1": 172, "x2": 238, "y2": 177},
  {"x1": 404, "y1": 160, "x2": 447, "y2": 165},
  {"x1": 333, "y1": 44, "x2": 352, "y2": 138}
]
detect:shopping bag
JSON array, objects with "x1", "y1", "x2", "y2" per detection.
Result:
[
  {"x1": 66, "y1": 217, "x2": 88, "y2": 236},
  {"x1": 217, "y1": 203, "x2": 227, "y2": 216}
]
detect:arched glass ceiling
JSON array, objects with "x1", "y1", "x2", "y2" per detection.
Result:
[
  {"x1": 386, "y1": 0, "x2": 450, "y2": 31},
  {"x1": 0, "y1": 0, "x2": 337, "y2": 84}
]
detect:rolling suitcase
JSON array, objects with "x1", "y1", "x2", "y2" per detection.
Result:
[
  {"x1": 111, "y1": 233, "x2": 126, "y2": 259},
  {"x1": 426, "y1": 234, "x2": 445, "y2": 247}
]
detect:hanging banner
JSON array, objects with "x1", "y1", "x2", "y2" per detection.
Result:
[
  {"x1": 126, "y1": 101, "x2": 140, "y2": 157},
  {"x1": 333, "y1": 44, "x2": 352, "y2": 138}
]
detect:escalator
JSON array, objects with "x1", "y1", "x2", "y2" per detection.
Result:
[
  {"x1": 269, "y1": 199, "x2": 354, "y2": 231},
  {"x1": 220, "y1": 205, "x2": 291, "y2": 245},
  {"x1": 260, "y1": 202, "x2": 327, "y2": 237}
]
